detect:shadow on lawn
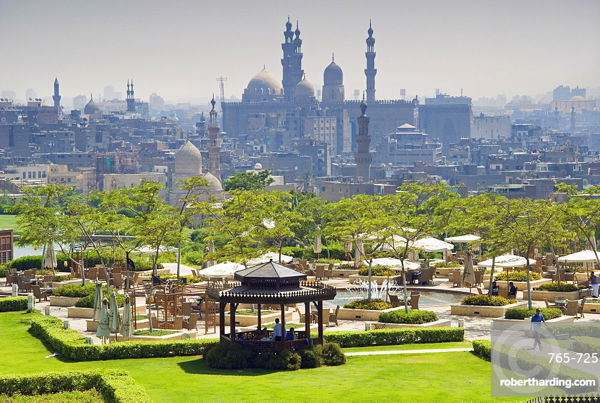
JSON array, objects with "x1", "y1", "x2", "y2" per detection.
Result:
[{"x1": 177, "y1": 358, "x2": 277, "y2": 376}]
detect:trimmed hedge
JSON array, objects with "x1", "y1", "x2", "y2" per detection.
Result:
[
  {"x1": 323, "y1": 327, "x2": 464, "y2": 347},
  {"x1": 53, "y1": 283, "x2": 96, "y2": 298},
  {"x1": 28, "y1": 313, "x2": 217, "y2": 361},
  {"x1": 494, "y1": 270, "x2": 542, "y2": 281},
  {"x1": 343, "y1": 299, "x2": 392, "y2": 310},
  {"x1": 504, "y1": 307, "x2": 562, "y2": 320},
  {"x1": 0, "y1": 297, "x2": 28, "y2": 312},
  {"x1": 0, "y1": 370, "x2": 149, "y2": 403},
  {"x1": 379, "y1": 309, "x2": 438, "y2": 324},
  {"x1": 472, "y1": 340, "x2": 490, "y2": 361},
  {"x1": 536, "y1": 283, "x2": 579, "y2": 292},
  {"x1": 461, "y1": 295, "x2": 516, "y2": 306}
]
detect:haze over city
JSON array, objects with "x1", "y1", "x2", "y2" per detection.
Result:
[{"x1": 1, "y1": 0, "x2": 599, "y2": 103}]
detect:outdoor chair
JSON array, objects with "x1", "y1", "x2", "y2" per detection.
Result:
[
  {"x1": 419, "y1": 269, "x2": 434, "y2": 285},
  {"x1": 174, "y1": 316, "x2": 183, "y2": 330},
  {"x1": 328, "y1": 305, "x2": 339, "y2": 326},
  {"x1": 42, "y1": 275, "x2": 53, "y2": 286},
  {"x1": 112, "y1": 274, "x2": 124, "y2": 289},
  {"x1": 17, "y1": 276, "x2": 31, "y2": 293},
  {"x1": 315, "y1": 265, "x2": 325, "y2": 280},
  {"x1": 450, "y1": 270, "x2": 462, "y2": 287},
  {"x1": 474, "y1": 270, "x2": 484, "y2": 287},
  {"x1": 388, "y1": 293, "x2": 401, "y2": 307},
  {"x1": 563, "y1": 300, "x2": 580, "y2": 318},
  {"x1": 6, "y1": 274, "x2": 17, "y2": 286},
  {"x1": 296, "y1": 307, "x2": 307, "y2": 323},
  {"x1": 31, "y1": 285, "x2": 48, "y2": 302},
  {"x1": 182, "y1": 302, "x2": 192, "y2": 317},
  {"x1": 186, "y1": 313, "x2": 199, "y2": 330},
  {"x1": 325, "y1": 263, "x2": 334, "y2": 279},
  {"x1": 409, "y1": 293, "x2": 420, "y2": 310},
  {"x1": 578, "y1": 299, "x2": 585, "y2": 318},
  {"x1": 24, "y1": 270, "x2": 34, "y2": 277}
]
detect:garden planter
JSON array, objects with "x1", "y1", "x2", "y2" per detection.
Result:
[
  {"x1": 332, "y1": 269, "x2": 359, "y2": 278},
  {"x1": 435, "y1": 268, "x2": 462, "y2": 277},
  {"x1": 522, "y1": 289, "x2": 581, "y2": 301},
  {"x1": 338, "y1": 306, "x2": 404, "y2": 321},
  {"x1": 491, "y1": 315, "x2": 574, "y2": 330},
  {"x1": 483, "y1": 279, "x2": 551, "y2": 291},
  {"x1": 49, "y1": 296, "x2": 81, "y2": 307},
  {"x1": 583, "y1": 302, "x2": 600, "y2": 314},
  {"x1": 370, "y1": 319, "x2": 451, "y2": 329},
  {"x1": 450, "y1": 301, "x2": 527, "y2": 317}
]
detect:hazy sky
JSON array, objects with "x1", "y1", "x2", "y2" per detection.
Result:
[{"x1": 1, "y1": 0, "x2": 599, "y2": 104}]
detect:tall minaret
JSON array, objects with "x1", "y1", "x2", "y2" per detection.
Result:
[
  {"x1": 207, "y1": 96, "x2": 221, "y2": 180},
  {"x1": 281, "y1": 18, "x2": 304, "y2": 101},
  {"x1": 365, "y1": 20, "x2": 377, "y2": 103},
  {"x1": 570, "y1": 106, "x2": 576, "y2": 133},
  {"x1": 126, "y1": 80, "x2": 135, "y2": 112},
  {"x1": 52, "y1": 78, "x2": 61, "y2": 109},
  {"x1": 355, "y1": 97, "x2": 372, "y2": 182}
]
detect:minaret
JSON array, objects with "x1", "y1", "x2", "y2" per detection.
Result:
[
  {"x1": 52, "y1": 78, "x2": 61, "y2": 109},
  {"x1": 126, "y1": 80, "x2": 135, "y2": 112},
  {"x1": 570, "y1": 106, "x2": 576, "y2": 133},
  {"x1": 365, "y1": 20, "x2": 377, "y2": 103},
  {"x1": 355, "y1": 97, "x2": 372, "y2": 182},
  {"x1": 281, "y1": 18, "x2": 304, "y2": 101},
  {"x1": 207, "y1": 96, "x2": 221, "y2": 180}
]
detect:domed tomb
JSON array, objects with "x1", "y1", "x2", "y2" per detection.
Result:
[
  {"x1": 174, "y1": 140, "x2": 202, "y2": 176},
  {"x1": 242, "y1": 69, "x2": 283, "y2": 102}
]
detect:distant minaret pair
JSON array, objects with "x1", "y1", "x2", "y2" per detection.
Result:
[{"x1": 126, "y1": 80, "x2": 135, "y2": 112}]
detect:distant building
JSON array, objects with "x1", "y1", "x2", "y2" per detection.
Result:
[{"x1": 471, "y1": 113, "x2": 511, "y2": 139}]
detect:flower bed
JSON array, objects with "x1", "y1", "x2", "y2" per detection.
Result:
[
  {"x1": 451, "y1": 295, "x2": 524, "y2": 317},
  {"x1": 461, "y1": 295, "x2": 516, "y2": 306},
  {"x1": 344, "y1": 299, "x2": 392, "y2": 310},
  {"x1": 494, "y1": 271, "x2": 542, "y2": 281},
  {"x1": 537, "y1": 283, "x2": 579, "y2": 292}
]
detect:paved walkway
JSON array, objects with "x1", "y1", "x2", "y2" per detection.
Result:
[{"x1": 345, "y1": 347, "x2": 473, "y2": 356}]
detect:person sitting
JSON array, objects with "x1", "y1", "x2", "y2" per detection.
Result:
[
  {"x1": 236, "y1": 333, "x2": 244, "y2": 342},
  {"x1": 285, "y1": 327, "x2": 296, "y2": 341},
  {"x1": 508, "y1": 282, "x2": 518, "y2": 298},
  {"x1": 272, "y1": 318, "x2": 283, "y2": 341},
  {"x1": 591, "y1": 272, "x2": 599, "y2": 298},
  {"x1": 491, "y1": 281, "x2": 499, "y2": 296}
]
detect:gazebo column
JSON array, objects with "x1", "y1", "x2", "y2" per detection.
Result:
[
  {"x1": 230, "y1": 302, "x2": 238, "y2": 339},
  {"x1": 257, "y1": 303, "x2": 262, "y2": 331},
  {"x1": 317, "y1": 300, "x2": 324, "y2": 345},
  {"x1": 280, "y1": 303, "x2": 286, "y2": 341},
  {"x1": 219, "y1": 301, "x2": 226, "y2": 339},
  {"x1": 304, "y1": 301, "x2": 311, "y2": 339}
]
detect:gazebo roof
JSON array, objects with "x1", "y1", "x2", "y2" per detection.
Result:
[
  {"x1": 207, "y1": 281, "x2": 336, "y2": 304},
  {"x1": 234, "y1": 260, "x2": 306, "y2": 287}
]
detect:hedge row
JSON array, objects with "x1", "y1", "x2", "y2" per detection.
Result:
[
  {"x1": 0, "y1": 297, "x2": 28, "y2": 312},
  {"x1": 28, "y1": 313, "x2": 218, "y2": 361},
  {"x1": 504, "y1": 307, "x2": 562, "y2": 320},
  {"x1": 0, "y1": 370, "x2": 149, "y2": 403},
  {"x1": 322, "y1": 327, "x2": 464, "y2": 347},
  {"x1": 472, "y1": 340, "x2": 491, "y2": 361},
  {"x1": 536, "y1": 283, "x2": 579, "y2": 292},
  {"x1": 461, "y1": 295, "x2": 516, "y2": 306},
  {"x1": 379, "y1": 309, "x2": 438, "y2": 324}
]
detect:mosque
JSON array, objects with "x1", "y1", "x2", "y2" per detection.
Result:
[{"x1": 221, "y1": 19, "x2": 419, "y2": 160}]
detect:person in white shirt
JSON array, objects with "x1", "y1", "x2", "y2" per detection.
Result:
[{"x1": 273, "y1": 318, "x2": 282, "y2": 341}]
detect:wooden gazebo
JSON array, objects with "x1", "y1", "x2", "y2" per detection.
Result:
[{"x1": 206, "y1": 260, "x2": 336, "y2": 346}]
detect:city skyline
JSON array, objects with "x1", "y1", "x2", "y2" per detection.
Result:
[{"x1": 1, "y1": 0, "x2": 599, "y2": 104}]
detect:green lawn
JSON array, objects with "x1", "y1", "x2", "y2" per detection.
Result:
[
  {"x1": 342, "y1": 341, "x2": 472, "y2": 353},
  {"x1": 0, "y1": 312, "x2": 524, "y2": 402},
  {"x1": 0, "y1": 214, "x2": 18, "y2": 232}
]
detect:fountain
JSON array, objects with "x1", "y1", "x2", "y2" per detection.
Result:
[{"x1": 346, "y1": 279, "x2": 400, "y2": 301}]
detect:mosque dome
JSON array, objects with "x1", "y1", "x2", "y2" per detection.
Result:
[
  {"x1": 324, "y1": 60, "x2": 343, "y2": 86},
  {"x1": 254, "y1": 163, "x2": 263, "y2": 170},
  {"x1": 294, "y1": 78, "x2": 315, "y2": 100},
  {"x1": 203, "y1": 172, "x2": 223, "y2": 192},
  {"x1": 246, "y1": 69, "x2": 283, "y2": 96},
  {"x1": 174, "y1": 140, "x2": 202, "y2": 176},
  {"x1": 84, "y1": 96, "x2": 101, "y2": 115}
]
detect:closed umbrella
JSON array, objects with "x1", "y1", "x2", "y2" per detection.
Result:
[
  {"x1": 109, "y1": 291, "x2": 121, "y2": 340},
  {"x1": 313, "y1": 234, "x2": 322, "y2": 255},
  {"x1": 207, "y1": 240, "x2": 216, "y2": 267},
  {"x1": 43, "y1": 242, "x2": 57, "y2": 274},
  {"x1": 120, "y1": 295, "x2": 133, "y2": 340},
  {"x1": 462, "y1": 251, "x2": 476, "y2": 292},
  {"x1": 96, "y1": 297, "x2": 110, "y2": 343},
  {"x1": 354, "y1": 239, "x2": 364, "y2": 267},
  {"x1": 92, "y1": 282, "x2": 102, "y2": 321}
]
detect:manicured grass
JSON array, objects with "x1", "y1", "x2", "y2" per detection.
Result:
[
  {"x1": 132, "y1": 329, "x2": 178, "y2": 336},
  {"x1": 0, "y1": 312, "x2": 525, "y2": 402},
  {"x1": 236, "y1": 309, "x2": 275, "y2": 316},
  {"x1": 0, "y1": 214, "x2": 18, "y2": 233},
  {"x1": 342, "y1": 341, "x2": 472, "y2": 353}
]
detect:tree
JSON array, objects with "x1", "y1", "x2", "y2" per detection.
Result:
[{"x1": 223, "y1": 170, "x2": 274, "y2": 191}]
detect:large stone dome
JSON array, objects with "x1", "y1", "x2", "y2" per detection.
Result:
[
  {"x1": 203, "y1": 172, "x2": 222, "y2": 192},
  {"x1": 174, "y1": 140, "x2": 202, "y2": 176},
  {"x1": 324, "y1": 61, "x2": 343, "y2": 86},
  {"x1": 294, "y1": 78, "x2": 315, "y2": 101},
  {"x1": 84, "y1": 96, "x2": 101, "y2": 115},
  {"x1": 246, "y1": 69, "x2": 282, "y2": 96}
]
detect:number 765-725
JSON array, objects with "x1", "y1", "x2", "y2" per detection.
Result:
[{"x1": 548, "y1": 352, "x2": 599, "y2": 364}]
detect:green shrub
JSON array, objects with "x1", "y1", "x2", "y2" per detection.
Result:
[
  {"x1": 504, "y1": 307, "x2": 562, "y2": 320},
  {"x1": 357, "y1": 265, "x2": 398, "y2": 276},
  {"x1": 301, "y1": 245, "x2": 347, "y2": 261},
  {"x1": 537, "y1": 283, "x2": 579, "y2": 292},
  {"x1": 53, "y1": 283, "x2": 96, "y2": 298},
  {"x1": 0, "y1": 297, "x2": 28, "y2": 312},
  {"x1": 298, "y1": 348, "x2": 321, "y2": 368},
  {"x1": 280, "y1": 246, "x2": 304, "y2": 258},
  {"x1": 321, "y1": 342, "x2": 345, "y2": 366},
  {"x1": 472, "y1": 340, "x2": 491, "y2": 361},
  {"x1": 280, "y1": 349, "x2": 302, "y2": 370},
  {"x1": 461, "y1": 295, "x2": 515, "y2": 306},
  {"x1": 0, "y1": 370, "x2": 150, "y2": 402},
  {"x1": 75, "y1": 290, "x2": 124, "y2": 308},
  {"x1": 495, "y1": 270, "x2": 542, "y2": 281},
  {"x1": 379, "y1": 309, "x2": 438, "y2": 324},
  {"x1": 205, "y1": 343, "x2": 253, "y2": 369},
  {"x1": 432, "y1": 262, "x2": 462, "y2": 268},
  {"x1": 323, "y1": 327, "x2": 464, "y2": 347},
  {"x1": 344, "y1": 299, "x2": 392, "y2": 310}
]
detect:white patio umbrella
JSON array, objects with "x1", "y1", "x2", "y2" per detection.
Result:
[
  {"x1": 444, "y1": 234, "x2": 481, "y2": 243},
  {"x1": 43, "y1": 242, "x2": 57, "y2": 273},
  {"x1": 197, "y1": 261, "x2": 245, "y2": 279},
  {"x1": 380, "y1": 235, "x2": 410, "y2": 252},
  {"x1": 413, "y1": 237, "x2": 455, "y2": 253},
  {"x1": 92, "y1": 282, "x2": 103, "y2": 321},
  {"x1": 557, "y1": 250, "x2": 600, "y2": 264},
  {"x1": 120, "y1": 295, "x2": 133, "y2": 340},
  {"x1": 366, "y1": 257, "x2": 421, "y2": 270},
  {"x1": 247, "y1": 252, "x2": 293, "y2": 265},
  {"x1": 478, "y1": 254, "x2": 534, "y2": 268}
]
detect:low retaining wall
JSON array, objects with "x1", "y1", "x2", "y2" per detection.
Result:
[
  {"x1": 370, "y1": 319, "x2": 452, "y2": 330},
  {"x1": 522, "y1": 290, "x2": 581, "y2": 301},
  {"x1": 49, "y1": 296, "x2": 81, "y2": 307},
  {"x1": 450, "y1": 302, "x2": 527, "y2": 317},
  {"x1": 331, "y1": 269, "x2": 359, "y2": 278},
  {"x1": 434, "y1": 268, "x2": 462, "y2": 277},
  {"x1": 583, "y1": 302, "x2": 600, "y2": 314},
  {"x1": 338, "y1": 306, "x2": 404, "y2": 321},
  {"x1": 483, "y1": 279, "x2": 552, "y2": 291}
]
